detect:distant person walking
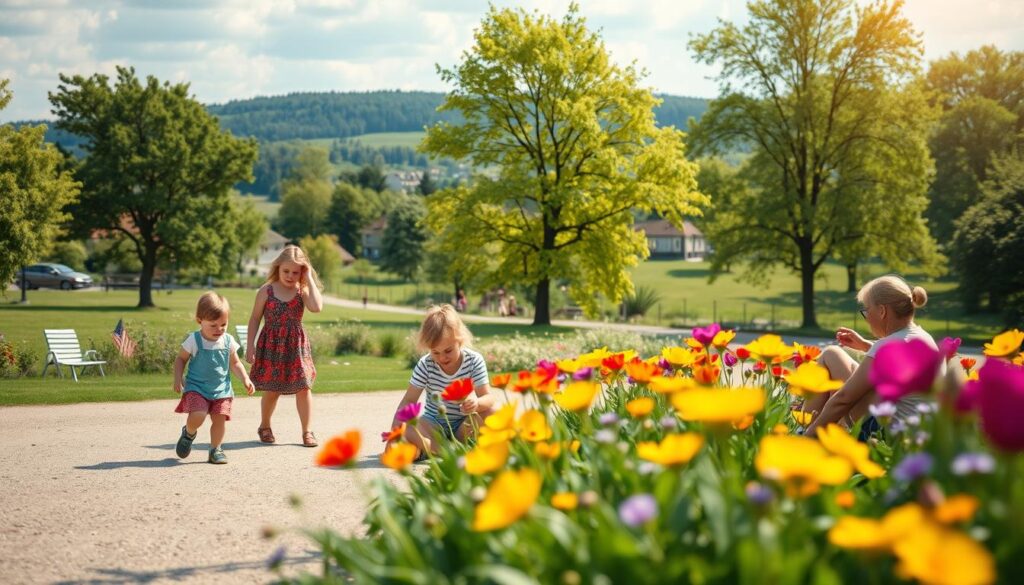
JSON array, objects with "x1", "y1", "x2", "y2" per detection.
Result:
[
  {"x1": 506, "y1": 293, "x2": 517, "y2": 317},
  {"x1": 246, "y1": 245, "x2": 323, "y2": 448}
]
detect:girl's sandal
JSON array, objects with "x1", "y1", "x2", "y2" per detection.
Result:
[
  {"x1": 302, "y1": 431, "x2": 318, "y2": 448},
  {"x1": 258, "y1": 427, "x2": 276, "y2": 444}
]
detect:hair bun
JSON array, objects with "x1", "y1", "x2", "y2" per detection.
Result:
[{"x1": 911, "y1": 286, "x2": 928, "y2": 308}]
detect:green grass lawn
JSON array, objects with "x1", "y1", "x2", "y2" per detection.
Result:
[
  {"x1": 625, "y1": 259, "x2": 1004, "y2": 343},
  {"x1": 236, "y1": 192, "x2": 281, "y2": 220},
  {"x1": 344, "y1": 131, "x2": 426, "y2": 149}
]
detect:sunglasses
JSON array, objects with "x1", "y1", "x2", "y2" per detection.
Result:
[{"x1": 859, "y1": 308, "x2": 869, "y2": 318}]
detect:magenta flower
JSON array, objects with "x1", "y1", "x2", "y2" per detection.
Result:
[
  {"x1": 395, "y1": 402, "x2": 422, "y2": 423},
  {"x1": 955, "y1": 379, "x2": 980, "y2": 413},
  {"x1": 939, "y1": 337, "x2": 962, "y2": 360},
  {"x1": 869, "y1": 339, "x2": 942, "y2": 401},
  {"x1": 723, "y1": 352, "x2": 738, "y2": 368},
  {"x1": 537, "y1": 359, "x2": 558, "y2": 380},
  {"x1": 691, "y1": 323, "x2": 721, "y2": 347},
  {"x1": 976, "y1": 358, "x2": 1024, "y2": 452}
]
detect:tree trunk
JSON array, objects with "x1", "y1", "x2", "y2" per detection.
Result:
[
  {"x1": 138, "y1": 244, "x2": 158, "y2": 308},
  {"x1": 799, "y1": 240, "x2": 819, "y2": 330},
  {"x1": 532, "y1": 278, "x2": 551, "y2": 326},
  {"x1": 846, "y1": 263, "x2": 857, "y2": 293}
]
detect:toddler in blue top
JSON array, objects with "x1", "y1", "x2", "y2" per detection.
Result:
[{"x1": 172, "y1": 292, "x2": 255, "y2": 464}]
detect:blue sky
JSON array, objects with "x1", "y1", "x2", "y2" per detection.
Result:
[{"x1": 1, "y1": 0, "x2": 1022, "y2": 122}]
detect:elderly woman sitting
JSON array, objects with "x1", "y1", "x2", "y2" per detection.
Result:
[{"x1": 802, "y1": 275, "x2": 945, "y2": 437}]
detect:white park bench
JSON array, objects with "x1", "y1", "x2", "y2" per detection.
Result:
[
  {"x1": 235, "y1": 325, "x2": 249, "y2": 355},
  {"x1": 42, "y1": 329, "x2": 107, "y2": 381}
]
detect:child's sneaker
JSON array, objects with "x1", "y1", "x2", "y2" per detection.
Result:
[
  {"x1": 175, "y1": 426, "x2": 196, "y2": 459},
  {"x1": 208, "y1": 447, "x2": 227, "y2": 464}
]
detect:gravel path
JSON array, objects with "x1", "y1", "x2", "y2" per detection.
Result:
[{"x1": 0, "y1": 391, "x2": 406, "y2": 584}]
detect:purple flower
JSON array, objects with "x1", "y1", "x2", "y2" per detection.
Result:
[
  {"x1": 657, "y1": 357, "x2": 672, "y2": 371},
  {"x1": 951, "y1": 452, "x2": 996, "y2": 476},
  {"x1": 692, "y1": 323, "x2": 721, "y2": 347},
  {"x1": 745, "y1": 481, "x2": 773, "y2": 506},
  {"x1": 395, "y1": 402, "x2": 422, "y2": 423},
  {"x1": 659, "y1": 415, "x2": 677, "y2": 430},
  {"x1": 892, "y1": 452, "x2": 933, "y2": 482},
  {"x1": 869, "y1": 339, "x2": 943, "y2": 401},
  {"x1": 869, "y1": 401, "x2": 898, "y2": 419},
  {"x1": 618, "y1": 494, "x2": 658, "y2": 527},
  {"x1": 598, "y1": 412, "x2": 620, "y2": 426},
  {"x1": 976, "y1": 358, "x2": 1024, "y2": 452},
  {"x1": 572, "y1": 367, "x2": 594, "y2": 381},
  {"x1": 939, "y1": 337, "x2": 962, "y2": 360},
  {"x1": 723, "y1": 352, "x2": 738, "y2": 368}
]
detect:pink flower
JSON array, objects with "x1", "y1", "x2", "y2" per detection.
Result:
[
  {"x1": 691, "y1": 323, "x2": 721, "y2": 347},
  {"x1": 869, "y1": 339, "x2": 942, "y2": 401},
  {"x1": 939, "y1": 337, "x2": 962, "y2": 361},
  {"x1": 976, "y1": 358, "x2": 1024, "y2": 452},
  {"x1": 955, "y1": 379, "x2": 980, "y2": 413},
  {"x1": 723, "y1": 352, "x2": 738, "y2": 368},
  {"x1": 395, "y1": 402, "x2": 422, "y2": 423}
]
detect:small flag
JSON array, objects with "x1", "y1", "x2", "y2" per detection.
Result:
[{"x1": 112, "y1": 318, "x2": 137, "y2": 358}]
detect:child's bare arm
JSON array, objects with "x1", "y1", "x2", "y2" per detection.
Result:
[
  {"x1": 173, "y1": 349, "x2": 191, "y2": 393},
  {"x1": 246, "y1": 287, "x2": 268, "y2": 363},
  {"x1": 229, "y1": 351, "x2": 256, "y2": 395},
  {"x1": 462, "y1": 384, "x2": 495, "y2": 414},
  {"x1": 301, "y1": 266, "x2": 324, "y2": 313}
]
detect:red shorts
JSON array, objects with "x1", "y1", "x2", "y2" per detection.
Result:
[{"x1": 174, "y1": 392, "x2": 233, "y2": 420}]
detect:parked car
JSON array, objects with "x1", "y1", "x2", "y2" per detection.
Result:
[{"x1": 17, "y1": 263, "x2": 93, "y2": 290}]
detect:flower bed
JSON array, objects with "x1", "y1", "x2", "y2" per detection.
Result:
[{"x1": 298, "y1": 327, "x2": 1024, "y2": 584}]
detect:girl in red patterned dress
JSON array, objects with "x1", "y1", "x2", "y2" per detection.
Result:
[{"x1": 246, "y1": 245, "x2": 324, "y2": 447}]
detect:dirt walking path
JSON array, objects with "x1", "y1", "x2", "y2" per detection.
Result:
[{"x1": 0, "y1": 391, "x2": 406, "y2": 584}]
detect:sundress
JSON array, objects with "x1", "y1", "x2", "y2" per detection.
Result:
[{"x1": 250, "y1": 284, "x2": 316, "y2": 394}]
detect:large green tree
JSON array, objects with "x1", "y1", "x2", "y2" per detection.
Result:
[
  {"x1": 50, "y1": 67, "x2": 257, "y2": 307},
  {"x1": 0, "y1": 80, "x2": 81, "y2": 291},
  {"x1": 221, "y1": 196, "x2": 268, "y2": 280},
  {"x1": 925, "y1": 46, "x2": 1024, "y2": 243},
  {"x1": 380, "y1": 196, "x2": 427, "y2": 281},
  {"x1": 326, "y1": 182, "x2": 372, "y2": 255},
  {"x1": 422, "y1": 4, "x2": 705, "y2": 325},
  {"x1": 690, "y1": 0, "x2": 936, "y2": 328},
  {"x1": 277, "y1": 147, "x2": 333, "y2": 238}
]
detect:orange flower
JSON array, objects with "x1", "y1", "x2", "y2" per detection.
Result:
[
  {"x1": 836, "y1": 490, "x2": 856, "y2": 509},
  {"x1": 442, "y1": 378, "x2": 474, "y2": 401},
  {"x1": 625, "y1": 357, "x2": 661, "y2": 383},
  {"x1": 626, "y1": 397, "x2": 655, "y2": 418},
  {"x1": 933, "y1": 494, "x2": 979, "y2": 524},
  {"x1": 512, "y1": 370, "x2": 533, "y2": 392},
  {"x1": 959, "y1": 357, "x2": 976, "y2": 373},
  {"x1": 380, "y1": 442, "x2": 418, "y2": 471},
  {"x1": 693, "y1": 363, "x2": 720, "y2": 385},
  {"x1": 380, "y1": 423, "x2": 406, "y2": 443},
  {"x1": 793, "y1": 342, "x2": 822, "y2": 362},
  {"x1": 315, "y1": 430, "x2": 361, "y2": 467},
  {"x1": 534, "y1": 441, "x2": 562, "y2": 460},
  {"x1": 551, "y1": 492, "x2": 579, "y2": 511},
  {"x1": 732, "y1": 415, "x2": 754, "y2": 430},
  {"x1": 490, "y1": 373, "x2": 512, "y2": 388}
]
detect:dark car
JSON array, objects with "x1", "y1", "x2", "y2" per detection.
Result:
[{"x1": 18, "y1": 263, "x2": 94, "y2": 290}]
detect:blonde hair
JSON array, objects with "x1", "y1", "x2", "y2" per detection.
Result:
[
  {"x1": 857, "y1": 275, "x2": 927, "y2": 319},
  {"x1": 417, "y1": 304, "x2": 473, "y2": 352},
  {"x1": 265, "y1": 245, "x2": 323, "y2": 291},
  {"x1": 196, "y1": 292, "x2": 230, "y2": 321}
]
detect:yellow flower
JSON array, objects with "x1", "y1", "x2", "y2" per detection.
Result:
[
  {"x1": 755, "y1": 435, "x2": 853, "y2": 496},
  {"x1": 551, "y1": 492, "x2": 578, "y2": 511},
  {"x1": 933, "y1": 494, "x2": 980, "y2": 525},
  {"x1": 648, "y1": 374, "x2": 696, "y2": 394},
  {"x1": 828, "y1": 516, "x2": 889, "y2": 550},
  {"x1": 784, "y1": 362, "x2": 844, "y2": 396},
  {"x1": 771, "y1": 423, "x2": 789, "y2": 435},
  {"x1": 671, "y1": 387, "x2": 765, "y2": 424},
  {"x1": 1014, "y1": 354, "x2": 1024, "y2": 366},
  {"x1": 745, "y1": 334, "x2": 792, "y2": 361},
  {"x1": 479, "y1": 402, "x2": 518, "y2": 446},
  {"x1": 464, "y1": 440, "x2": 510, "y2": 475},
  {"x1": 534, "y1": 441, "x2": 562, "y2": 460},
  {"x1": 791, "y1": 410, "x2": 814, "y2": 426},
  {"x1": 711, "y1": 330, "x2": 735, "y2": 348},
  {"x1": 577, "y1": 346, "x2": 613, "y2": 367},
  {"x1": 892, "y1": 521, "x2": 995, "y2": 585},
  {"x1": 380, "y1": 442, "x2": 418, "y2": 471},
  {"x1": 636, "y1": 432, "x2": 704, "y2": 467},
  {"x1": 554, "y1": 381, "x2": 600, "y2": 413},
  {"x1": 626, "y1": 397, "x2": 655, "y2": 418},
  {"x1": 516, "y1": 410, "x2": 553, "y2": 442},
  {"x1": 685, "y1": 337, "x2": 704, "y2": 350},
  {"x1": 556, "y1": 357, "x2": 588, "y2": 373},
  {"x1": 473, "y1": 468, "x2": 542, "y2": 531},
  {"x1": 661, "y1": 346, "x2": 697, "y2": 368},
  {"x1": 816, "y1": 424, "x2": 885, "y2": 479},
  {"x1": 983, "y1": 329, "x2": 1024, "y2": 357}
]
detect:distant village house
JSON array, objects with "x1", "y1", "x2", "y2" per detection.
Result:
[{"x1": 634, "y1": 219, "x2": 708, "y2": 260}]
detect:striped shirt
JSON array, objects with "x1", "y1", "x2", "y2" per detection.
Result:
[{"x1": 410, "y1": 348, "x2": 490, "y2": 421}]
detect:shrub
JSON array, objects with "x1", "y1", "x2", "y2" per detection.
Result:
[
  {"x1": 333, "y1": 321, "x2": 374, "y2": 355},
  {"x1": 375, "y1": 330, "x2": 407, "y2": 358},
  {"x1": 0, "y1": 337, "x2": 38, "y2": 377},
  {"x1": 622, "y1": 284, "x2": 662, "y2": 319}
]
